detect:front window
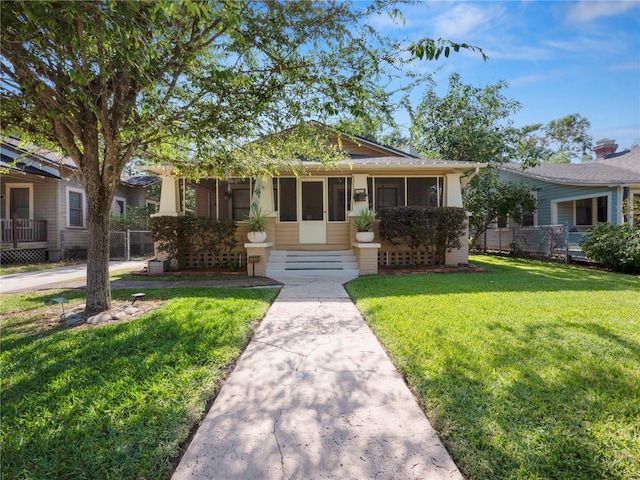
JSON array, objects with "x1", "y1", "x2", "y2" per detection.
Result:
[
  {"x1": 368, "y1": 177, "x2": 443, "y2": 210},
  {"x1": 67, "y1": 188, "x2": 85, "y2": 227},
  {"x1": 375, "y1": 178, "x2": 404, "y2": 209},
  {"x1": 232, "y1": 186, "x2": 251, "y2": 221},
  {"x1": 277, "y1": 177, "x2": 297, "y2": 222},
  {"x1": 328, "y1": 177, "x2": 351, "y2": 221},
  {"x1": 596, "y1": 196, "x2": 607, "y2": 223}
]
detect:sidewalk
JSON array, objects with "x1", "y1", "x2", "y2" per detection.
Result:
[
  {"x1": 0, "y1": 260, "x2": 148, "y2": 294},
  {"x1": 172, "y1": 275, "x2": 463, "y2": 480}
]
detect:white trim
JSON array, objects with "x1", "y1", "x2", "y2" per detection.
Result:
[
  {"x1": 572, "y1": 193, "x2": 612, "y2": 226},
  {"x1": 5, "y1": 183, "x2": 34, "y2": 219},
  {"x1": 66, "y1": 186, "x2": 86, "y2": 228}
]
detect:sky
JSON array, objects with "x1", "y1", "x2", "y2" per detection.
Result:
[{"x1": 371, "y1": 0, "x2": 640, "y2": 155}]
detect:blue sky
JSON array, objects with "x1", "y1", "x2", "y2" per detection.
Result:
[{"x1": 372, "y1": 0, "x2": 640, "y2": 153}]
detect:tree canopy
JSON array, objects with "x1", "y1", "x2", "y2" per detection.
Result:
[{"x1": 1, "y1": 0, "x2": 479, "y2": 314}]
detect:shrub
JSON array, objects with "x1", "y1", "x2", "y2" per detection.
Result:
[
  {"x1": 579, "y1": 222, "x2": 640, "y2": 273},
  {"x1": 149, "y1": 216, "x2": 238, "y2": 270},
  {"x1": 379, "y1": 206, "x2": 466, "y2": 265}
]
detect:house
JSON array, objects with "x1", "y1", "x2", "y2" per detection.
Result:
[
  {"x1": 145, "y1": 131, "x2": 483, "y2": 276},
  {"x1": 488, "y1": 139, "x2": 640, "y2": 256},
  {"x1": 1, "y1": 137, "x2": 158, "y2": 264}
]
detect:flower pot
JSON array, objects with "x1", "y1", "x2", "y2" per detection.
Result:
[
  {"x1": 247, "y1": 231, "x2": 267, "y2": 243},
  {"x1": 356, "y1": 231, "x2": 375, "y2": 242}
]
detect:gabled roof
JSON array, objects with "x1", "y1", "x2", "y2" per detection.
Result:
[{"x1": 500, "y1": 148, "x2": 640, "y2": 186}]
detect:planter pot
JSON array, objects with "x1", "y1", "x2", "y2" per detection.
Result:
[
  {"x1": 247, "y1": 231, "x2": 267, "y2": 243},
  {"x1": 356, "y1": 231, "x2": 375, "y2": 243}
]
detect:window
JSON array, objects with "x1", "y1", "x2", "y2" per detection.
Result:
[
  {"x1": 146, "y1": 201, "x2": 159, "y2": 213},
  {"x1": 328, "y1": 177, "x2": 352, "y2": 221},
  {"x1": 575, "y1": 199, "x2": 592, "y2": 225},
  {"x1": 375, "y1": 178, "x2": 404, "y2": 209},
  {"x1": 67, "y1": 187, "x2": 85, "y2": 227},
  {"x1": 369, "y1": 177, "x2": 443, "y2": 210},
  {"x1": 277, "y1": 178, "x2": 297, "y2": 222},
  {"x1": 407, "y1": 177, "x2": 439, "y2": 207},
  {"x1": 112, "y1": 197, "x2": 126, "y2": 215},
  {"x1": 596, "y1": 196, "x2": 607, "y2": 223},
  {"x1": 232, "y1": 187, "x2": 251, "y2": 221}
]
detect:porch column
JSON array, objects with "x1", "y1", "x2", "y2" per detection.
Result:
[
  {"x1": 445, "y1": 174, "x2": 463, "y2": 207},
  {"x1": 153, "y1": 175, "x2": 180, "y2": 216},
  {"x1": 144, "y1": 164, "x2": 181, "y2": 217},
  {"x1": 244, "y1": 241, "x2": 273, "y2": 277},
  {"x1": 352, "y1": 174, "x2": 369, "y2": 213},
  {"x1": 445, "y1": 173, "x2": 469, "y2": 265},
  {"x1": 252, "y1": 176, "x2": 275, "y2": 213}
]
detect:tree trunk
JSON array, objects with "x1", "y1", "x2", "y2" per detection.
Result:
[{"x1": 85, "y1": 191, "x2": 112, "y2": 316}]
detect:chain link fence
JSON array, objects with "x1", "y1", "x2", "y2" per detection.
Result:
[
  {"x1": 475, "y1": 224, "x2": 588, "y2": 262},
  {"x1": 62, "y1": 230, "x2": 154, "y2": 261}
]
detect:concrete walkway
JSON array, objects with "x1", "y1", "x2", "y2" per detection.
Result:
[
  {"x1": 0, "y1": 260, "x2": 148, "y2": 294},
  {"x1": 172, "y1": 274, "x2": 463, "y2": 480}
]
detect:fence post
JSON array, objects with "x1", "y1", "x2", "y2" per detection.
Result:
[
  {"x1": 564, "y1": 223, "x2": 569, "y2": 264},
  {"x1": 126, "y1": 229, "x2": 131, "y2": 261}
]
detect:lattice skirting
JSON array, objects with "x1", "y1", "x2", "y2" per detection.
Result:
[
  {"x1": 65, "y1": 248, "x2": 88, "y2": 261},
  {"x1": 378, "y1": 249, "x2": 437, "y2": 267},
  {"x1": 184, "y1": 251, "x2": 246, "y2": 269},
  {"x1": 1, "y1": 248, "x2": 47, "y2": 264}
]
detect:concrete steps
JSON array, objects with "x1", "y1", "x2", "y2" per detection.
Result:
[{"x1": 266, "y1": 250, "x2": 359, "y2": 277}]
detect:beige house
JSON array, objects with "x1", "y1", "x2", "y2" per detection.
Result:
[{"x1": 147, "y1": 133, "x2": 481, "y2": 276}]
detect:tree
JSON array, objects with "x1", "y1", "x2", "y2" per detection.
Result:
[
  {"x1": 518, "y1": 114, "x2": 593, "y2": 164},
  {"x1": 408, "y1": 73, "x2": 530, "y2": 166},
  {"x1": 1, "y1": 1, "x2": 480, "y2": 315},
  {"x1": 544, "y1": 114, "x2": 592, "y2": 163},
  {"x1": 464, "y1": 169, "x2": 537, "y2": 248}
]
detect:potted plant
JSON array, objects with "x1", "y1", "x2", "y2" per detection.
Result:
[
  {"x1": 354, "y1": 207, "x2": 376, "y2": 242},
  {"x1": 246, "y1": 206, "x2": 269, "y2": 242},
  {"x1": 353, "y1": 189, "x2": 368, "y2": 202}
]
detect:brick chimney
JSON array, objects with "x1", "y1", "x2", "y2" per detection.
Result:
[{"x1": 594, "y1": 138, "x2": 618, "y2": 159}]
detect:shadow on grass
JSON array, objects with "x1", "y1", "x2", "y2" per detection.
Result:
[
  {"x1": 423, "y1": 319, "x2": 640, "y2": 479},
  {"x1": 1, "y1": 288, "x2": 276, "y2": 480},
  {"x1": 349, "y1": 256, "x2": 640, "y2": 299}
]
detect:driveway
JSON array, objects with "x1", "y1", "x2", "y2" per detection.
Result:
[{"x1": 0, "y1": 260, "x2": 148, "y2": 294}]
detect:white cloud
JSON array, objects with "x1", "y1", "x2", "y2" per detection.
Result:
[
  {"x1": 607, "y1": 61, "x2": 640, "y2": 71},
  {"x1": 433, "y1": 3, "x2": 505, "y2": 39},
  {"x1": 567, "y1": 1, "x2": 638, "y2": 23}
]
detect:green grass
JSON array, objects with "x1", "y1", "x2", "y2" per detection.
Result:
[
  {"x1": 1, "y1": 287, "x2": 278, "y2": 479},
  {"x1": 346, "y1": 256, "x2": 640, "y2": 480}
]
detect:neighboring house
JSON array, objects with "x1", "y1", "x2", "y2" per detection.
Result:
[
  {"x1": 1, "y1": 137, "x2": 157, "y2": 264},
  {"x1": 490, "y1": 139, "x2": 640, "y2": 256},
  {"x1": 145, "y1": 130, "x2": 483, "y2": 276}
]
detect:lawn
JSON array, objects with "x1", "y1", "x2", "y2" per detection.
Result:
[
  {"x1": 346, "y1": 256, "x2": 640, "y2": 480},
  {"x1": 1, "y1": 286, "x2": 278, "y2": 480}
]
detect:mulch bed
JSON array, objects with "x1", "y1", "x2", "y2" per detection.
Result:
[{"x1": 378, "y1": 264, "x2": 485, "y2": 275}]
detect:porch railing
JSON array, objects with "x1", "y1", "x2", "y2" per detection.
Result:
[{"x1": 1, "y1": 218, "x2": 48, "y2": 247}]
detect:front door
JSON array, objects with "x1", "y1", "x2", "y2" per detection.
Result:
[{"x1": 299, "y1": 178, "x2": 326, "y2": 244}]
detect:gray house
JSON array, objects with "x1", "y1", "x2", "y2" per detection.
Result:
[
  {"x1": 1, "y1": 137, "x2": 157, "y2": 264},
  {"x1": 498, "y1": 140, "x2": 640, "y2": 229}
]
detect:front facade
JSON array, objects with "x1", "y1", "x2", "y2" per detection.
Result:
[
  {"x1": 148, "y1": 133, "x2": 482, "y2": 275},
  {"x1": 1, "y1": 138, "x2": 155, "y2": 263}
]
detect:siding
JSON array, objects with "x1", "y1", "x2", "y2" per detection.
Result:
[{"x1": 499, "y1": 170, "x2": 620, "y2": 226}]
